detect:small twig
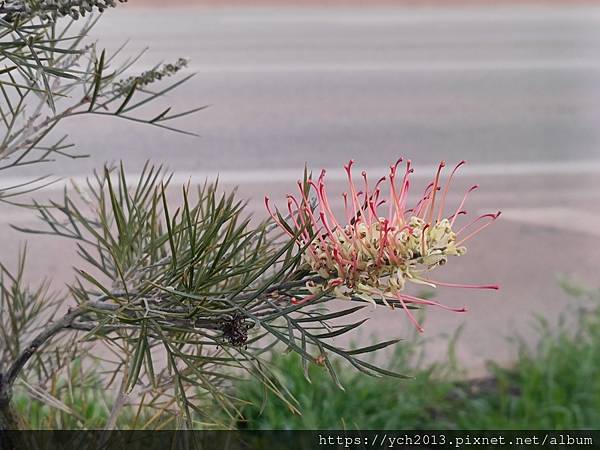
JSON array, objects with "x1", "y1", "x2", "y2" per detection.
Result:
[
  {"x1": 1, "y1": 100, "x2": 86, "y2": 158},
  {"x1": 0, "y1": 296, "x2": 115, "y2": 401},
  {"x1": 103, "y1": 375, "x2": 129, "y2": 431}
]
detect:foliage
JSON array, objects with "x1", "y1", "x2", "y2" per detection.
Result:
[
  {"x1": 234, "y1": 333, "x2": 456, "y2": 430},
  {"x1": 14, "y1": 282, "x2": 600, "y2": 430},
  {"x1": 471, "y1": 284, "x2": 600, "y2": 429},
  {"x1": 11, "y1": 358, "x2": 150, "y2": 430},
  {"x1": 0, "y1": 164, "x2": 409, "y2": 429},
  {"x1": 1, "y1": 1, "x2": 127, "y2": 22},
  {"x1": 0, "y1": 249, "x2": 62, "y2": 377},
  {"x1": 235, "y1": 285, "x2": 600, "y2": 430},
  {"x1": 0, "y1": 2, "x2": 199, "y2": 201}
]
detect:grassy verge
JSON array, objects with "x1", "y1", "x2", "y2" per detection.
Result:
[{"x1": 234, "y1": 287, "x2": 600, "y2": 429}]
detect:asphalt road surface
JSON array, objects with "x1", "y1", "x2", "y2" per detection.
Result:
[
  {"x1": 6, "y1": 6, "x2": 600, "y2": 178},
  {"x1": 2, "y1": 5, "x2": 600, "y2": 373}
]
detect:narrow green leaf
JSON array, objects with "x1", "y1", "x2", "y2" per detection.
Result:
[{"x1": 88, "y1": 49, "x2": 105, "y2": 111}]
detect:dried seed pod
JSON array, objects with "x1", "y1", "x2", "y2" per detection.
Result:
[{"x1": 219, "y1": 314, "x2": 253, "y2": 347}]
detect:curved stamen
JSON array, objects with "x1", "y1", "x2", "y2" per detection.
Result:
[
  {"x1": 447, "y1": 210, "x2": 467, "y2": 222},
  {"x1": 414, "y1": 182, "x2": 436, "y2": 218},
  {"x1": 345, "y1": 160, "x2": 367, "y2": 225},
  {"x1": 438, "y1": 160, "x2": 466, "y2": 222},
  {"x1": 456, "y1": 211, "x2": 501, "y2": 246},
  {"x1": 451, "y1": 185, "x2": 478, "y2": 227},
  {"x1": 421, "y1": 279, "x2": 499, "y2": 290},
  {"x1": 426, "y1": 160, "x2": 445, "y2": 224},
  {"x1": 394, "y1": 293, "x2": 424, "y2": 333},
  {"x1": 456, "y1": 211, "x2": 501, "y2": 236},
  {"x1": 286, "y1": 196, "x2": 317, "y2": 258},
  {"x1": 401, "y1": 293, "x2": 467, "y2": 313},
  {"x1": 376, "y1": 218, "x2": 390, "y2": 266}
]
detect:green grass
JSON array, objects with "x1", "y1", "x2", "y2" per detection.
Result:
[
  {"x1": 234, "y1": 344, "x2": 458, "y2": 430},
  {"x1": 13, "y1": 383, "x2": 114, "y2": 430},
  {"x1": 11, "y1": 360, "x2": 160, "y2": 430},
  {"x1": 234, "y1": 289, "x2": 600, "y2": 430},
  {"x1": 12, "y1": 286, "x2": 600, "y2": 430}
]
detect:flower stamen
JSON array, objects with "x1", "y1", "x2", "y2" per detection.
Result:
[{"x1": 267, "y1": 159, "x2": 499, "y2": 332}]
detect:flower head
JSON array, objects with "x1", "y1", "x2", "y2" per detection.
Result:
[{"x1": 266, "y1": 159, "x2": 500, "y2": 332}]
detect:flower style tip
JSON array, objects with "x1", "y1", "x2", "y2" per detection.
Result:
[{"x1": 267, "y1": 159, "x2": 499, "y2": 332}]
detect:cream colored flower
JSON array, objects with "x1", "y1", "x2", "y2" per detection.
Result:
[{"x1": 266, "y1": 159, "x2": 500, "y2": 332}]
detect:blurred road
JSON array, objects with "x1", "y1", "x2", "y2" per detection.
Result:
[
  {"x1": 2, "y1": 5, "x2": 600, "y2": 373},
  {"x1": 6, "y1": 6, "x2": 600, "y2": 177}
]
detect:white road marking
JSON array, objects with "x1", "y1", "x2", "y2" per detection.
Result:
[
  {"x1": 213, "y1": 7, "x2": 600, "y2": 25},
  {"x1": 2, "y1": 160, "x2": 599, "y2": 192},
  {"x1": 117, "y1": 59, "x2": 600, "y2": 75}
]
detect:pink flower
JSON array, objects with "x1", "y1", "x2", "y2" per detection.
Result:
[{"x1": 265, "y1": 159, "x2": 500, "y2": 332}]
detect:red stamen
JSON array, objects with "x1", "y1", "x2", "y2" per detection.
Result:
[
  {"x1": 401, "y1": 293, "x2": 467, "y2": 313},
  {"x1": 456, "y1": 211, "x2": 501, "y2": 246},
  {"x1": 421, "y1": 223, "x2": 430, "y2": 256},
  {"x1": 450, "y1": 185, "x2": 479, "y2": 228},
  {"x1": 456, "y1": 211, "x2": 501, "y2": 236},
  {"x1": 447, "y1": 210, "x2": 467, "y2": 222},
  {"x1": 394, "y1": 293, "x2": 425, "y2": 333},
  {"x1": 426, "y1": 160, "x2": 446, "y2": 224},
  {"x1": 345, "y1": 160, "x2": 365, "y2": 223},
  {"x1": 438, "y1": 160, "x2": 466, "y2": 222},
  {"x1": 421, "y1": 279, "x2": 500, "y2": 290},
  {"x1": 376, "y1": 219, "x2": 390, "y2": 266}
]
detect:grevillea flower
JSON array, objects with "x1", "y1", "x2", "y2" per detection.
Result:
[{"x1": 265, "y1": 159, "x2": 500, "y2": 332}]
